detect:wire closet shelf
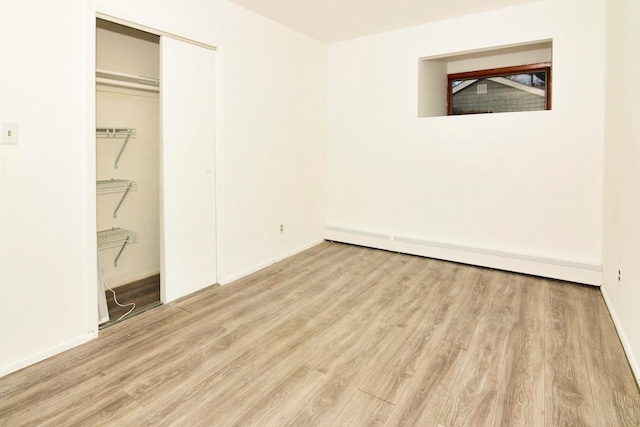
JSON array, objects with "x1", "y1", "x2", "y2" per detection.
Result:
[
  {"x1": 96, "y1": 128, "x2": 137, "y2": 169},
  {"x1": 97, "y1": 227, "x2": 138, "y2": 267},
  {"x1": 97, "y1": 178, "x2": 138, "y2": 194}
]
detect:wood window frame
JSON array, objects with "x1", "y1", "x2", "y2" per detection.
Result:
[{"x1": 447, "y1": 62, "x2": 552, "y2": 115}]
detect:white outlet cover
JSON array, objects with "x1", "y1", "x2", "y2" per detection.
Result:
[{"x1": 2, "y1": 123, "x2": 18, "y2": 145}]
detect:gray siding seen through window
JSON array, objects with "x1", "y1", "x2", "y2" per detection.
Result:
[{"x1": 451, "y1": 78, "x2": 546, "y2": 115}]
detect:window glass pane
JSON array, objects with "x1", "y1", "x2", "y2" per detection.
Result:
[{"x1": 450, "y1": 70, "x2": 548, "y2": 115}]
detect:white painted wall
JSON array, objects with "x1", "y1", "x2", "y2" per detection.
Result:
[
  {"x1": 0, "y1": 0, "x2": 327, "y2": 376},
  {"x1": 0, "y1": 0, "x2": 97, "y2": 376},
  {"x1": 446, "y1": 42, "x2": 552, "y2": 74},
  {"x1": 602, "y1": 0, "x2": 640, "y2": 385},
  {"x1": 417, "y1": 59, "x2": 447, "y2": 117},
  {"x1": 221, "y1": 2, "x2": 327, "y2": 282},
  {"x1": 96, "y1": 21, "x2": 160, "y2": 78},
  {"x1": 327, "y1": 0, "x2": 605, "y2": 275}
]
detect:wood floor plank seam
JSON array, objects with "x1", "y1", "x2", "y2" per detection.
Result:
[
  {"x1": 175, "y1": 305, "x2": 194, "y2": 314},
  {"x1": 357, "y1": 388, "x2": 398, "y2": 406},
  {"x1": 331, "y1": 389, "x2": 395, "y2": 427}
]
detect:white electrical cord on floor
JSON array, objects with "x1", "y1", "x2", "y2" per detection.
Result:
[{"x1": 99, "y1": 259, "x2": 136, "y2": 322}]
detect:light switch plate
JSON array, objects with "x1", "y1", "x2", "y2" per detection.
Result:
[{"x1": 2, "y1": 123, "x2": 18, "y2": 145}]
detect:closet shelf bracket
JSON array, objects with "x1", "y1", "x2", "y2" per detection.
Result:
[
  {"x1": 96, "y1": 128, "x2": 137, "y2": 169},
  {"x1": 97, "y1": 227, "x2": 138, "y2": 267},
  {"x1": 114, "y1": 236, "x2": 131, "y2": 267},
  {"x1": 97, "y1": 179, "x2": 138, "y2": 218},
  {"x1": 113, "y1": 184, "x2": 132, "y2": 218}
]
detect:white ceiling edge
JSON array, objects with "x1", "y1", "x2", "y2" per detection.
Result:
[{"x1": 227, "y1": 0, "x2": 543, "y2": 43}]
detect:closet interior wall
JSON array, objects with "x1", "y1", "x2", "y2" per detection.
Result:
[{"x1": 96, "y1": 20, "x2": 160, "y2": 289}]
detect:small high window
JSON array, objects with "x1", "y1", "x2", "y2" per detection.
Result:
[{"x1": 448, "y1": 63, "x2": 551, "y2": 115}]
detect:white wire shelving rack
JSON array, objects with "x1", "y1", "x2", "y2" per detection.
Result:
[
  {"x1": 96, "y1": 127, "x2": 137, "y2": 169},
  {"x1": 97, "y1": 179, "x2": 138, "y2": 218},
  {"x1": 97, "y1": 227, "x2": 138, "y2": 267}
]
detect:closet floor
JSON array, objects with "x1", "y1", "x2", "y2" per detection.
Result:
[{"x1": 102, "y1": 274, "x2": 161, "y2": 328}]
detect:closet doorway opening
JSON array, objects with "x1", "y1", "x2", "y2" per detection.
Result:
[
  {"x1": 93, "y1": 15, "x2": 219, "y2": 329},
  {"x1": 96, "y1": 19, "x2": 161, "y2": 327}
]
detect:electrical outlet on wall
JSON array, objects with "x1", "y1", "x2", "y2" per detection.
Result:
[
  {"x1": 279, "y1": 224, "x2": 284, "y2": 234},
  {"x1": 618, "y1": 268, "x2": 622, "y2": 285}
]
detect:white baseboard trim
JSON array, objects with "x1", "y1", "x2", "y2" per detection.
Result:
[
  {"x1": 324, "y1": 226, "x2": 602, "y2": 286},
  {"x1": 222, "y1": 239, "x2": 325, "y2": 285},
  {"x1": 0, "y1": 332, "x2": 98, "y2": 378},
  {"x1": 600, "y1": 286, "x2": 640, "y2": 389}
]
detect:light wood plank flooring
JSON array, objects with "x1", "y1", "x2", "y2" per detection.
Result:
[{"x1": 1, "y1": 242, "x2": 639, "y2": 426}]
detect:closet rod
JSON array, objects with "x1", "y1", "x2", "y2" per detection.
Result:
[
  {"x1": 96, "y1": 77, "x2": 159, "y2": 93},
  {"x1": 96, "y1": 69, "x2": 160, "y2": 92}
]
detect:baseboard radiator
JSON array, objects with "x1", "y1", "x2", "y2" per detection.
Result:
[{"x1": 324, "y1": 226, "x2": 602, "y2": 286}]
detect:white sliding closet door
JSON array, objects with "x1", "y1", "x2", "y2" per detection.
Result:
[{"x1": 160, "y1": 36, "x2": 217, "y2": 303}]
